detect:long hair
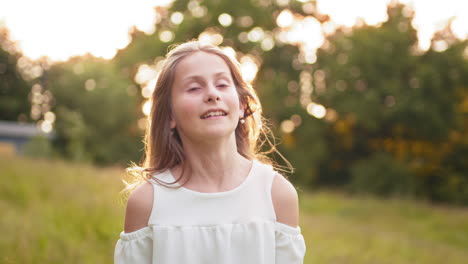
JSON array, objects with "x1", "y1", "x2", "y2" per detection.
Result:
[{"x1": 122, "y1": 40, "x2": 292, "y2": 196}]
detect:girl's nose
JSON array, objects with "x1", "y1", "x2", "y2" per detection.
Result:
[{"x1": 205, "y1": 85, "x2": 220, "y2": 102}]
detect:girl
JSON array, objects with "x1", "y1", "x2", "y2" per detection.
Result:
[{"x1": 114, "y1": 40, "x2": 306, "y2": 263}]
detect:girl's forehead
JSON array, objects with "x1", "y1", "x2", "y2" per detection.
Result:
[{"x1": 175, "y1": 51, "x2": 231, "y2": 78}]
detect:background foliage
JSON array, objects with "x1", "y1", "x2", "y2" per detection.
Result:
[{"x1": 1, "y1": 1, "x2": 467, "y2": 204}]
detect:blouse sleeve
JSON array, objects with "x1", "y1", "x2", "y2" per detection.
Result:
[
  {"x1": 275, "y1": 222, "x2": 306, "y2": 264},
  {"x1": 114, "y1": 227, "x2": 153, "y2": 264}
]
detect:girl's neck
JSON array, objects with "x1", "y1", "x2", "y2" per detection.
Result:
[{"x1": 172, "y1": 135, "x2": 252, "y2": 192}]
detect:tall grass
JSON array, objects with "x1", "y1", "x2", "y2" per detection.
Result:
[
  {"x1": 1, "y1": 154, "x2": 125, "y2": 263},
  {"x1": 1, "y1": 154, "x2": 467, "y2": 263},
  {"x1": 300, "y1": 190, "x2": 468, "y2": 263}
]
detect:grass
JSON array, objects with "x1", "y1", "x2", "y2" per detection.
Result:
[
  {"x1": 1, "y1": 154, "x2": 124, "y2": 263},
  {"x1": 1, "y1": 154, "x2": 467, "y2": 263},
  {"x1": 299, "y1": 190, "x2": 468, "y2": 263}
]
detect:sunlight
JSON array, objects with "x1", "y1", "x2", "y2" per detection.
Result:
[
  {"x1": 0, "y1": 0, "x2": 466, "y2": 62},
  {"x1": 0, "y1": 0, "x2": 173, "y2": 61},
  {"x1": 276, "y1": 9, "x2": 323, "y2": 65},
  {"x1": 317, "y1": 0, "x2": 468, "y2": 51},
  {"x1": 400, "y1": 0, "x2": 468, "y2": 50},
  {"x1": 317, "y1": 0, "x2": 392, "y2": 27}
]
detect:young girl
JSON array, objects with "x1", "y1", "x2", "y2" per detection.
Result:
[{"x1": 114, "y1": 40, "x2": 306, "y2": 263}]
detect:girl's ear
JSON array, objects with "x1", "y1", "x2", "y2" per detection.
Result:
[{"x1": 170, "y1": 119, "x2": 176, "y2": 129}]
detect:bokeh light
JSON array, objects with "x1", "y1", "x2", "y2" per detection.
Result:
[
  {"x1": 171, "y1": 12, "x2": 184, "y2": 25},
  {"x1": 281, "y1": 120, "x2": 295, "y2": 133},
  {"x1": 44, "y1": 111, "x2": 56, "y2": 123},
  {"x1": 40, "y1": 120, "x2": 53, "y2": 133},
  {"x1": 307, "y1": 102, "x2": 327, "y2": 119},
  {"x1": 142, "y1": 100, "x2": 152, "y2": 116},
  {"x1": 218, "y1": 13, "x2": 233, "y2": 27},
  {"x1": 240, "y1": 55, "x2": 259, "y2": 83},
  {"x1": 141, "y1": 79, "x2": 157, "y2": 98},
  {"x1": 276, "y1": 9, "x2": 294, "y2": 28},
  {"x1": 221, "y1": 46, "x2": 237, "y2": 60},
  {"x1": 248, "y1": 27, "x2": 265, "y2": 42},
  {"x1": 85, "y1": 79, "x2": 96, "y2": 91},
  {"x1": 199, "y1": 31, "x2": 223, "y2": 46},
  {"x1": 159, "y1": 30, "x2": 174, "y2": 43}
]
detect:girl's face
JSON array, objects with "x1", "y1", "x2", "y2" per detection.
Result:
[{"x1": 170, "y1": 51, "x2": 244, "y2": 143}]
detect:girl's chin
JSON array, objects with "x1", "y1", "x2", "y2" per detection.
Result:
[
  {"x1": 178, "y1": 122, "x2": 238, "y2": 141},
  {"x1": 193, "y1": 127, "x2": 236, "y2": 141}
]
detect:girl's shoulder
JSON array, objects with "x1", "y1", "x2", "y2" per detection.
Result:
[
  {"x1": 271, "y1": 172, "x2": 299, "y2": 228},
  {"x1": 123, "y1": 181, "x2": 154, "y2": 233}
]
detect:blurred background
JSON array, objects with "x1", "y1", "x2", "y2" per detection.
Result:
[{"x1": 1, "y1": 0, "x2": 467, "y2": 263}]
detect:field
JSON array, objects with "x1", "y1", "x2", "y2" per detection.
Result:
[{"x1": 1, "y1": 154, "x2": 467, "y2": 263}]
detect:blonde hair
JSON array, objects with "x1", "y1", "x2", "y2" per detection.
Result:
[{"x1": 123, "y1": 40, "x2": 291, "y2": 195}]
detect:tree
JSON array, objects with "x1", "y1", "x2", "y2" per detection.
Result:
[
  {"x1": 46, "y1": 55, "x2": 143, "y2": 164},
  {"x1": 307, "y1": 3, "x2": 468, "y2": 203},
  {"x1": 0, "y1": 27, "x2": 31, "y2": 121}
]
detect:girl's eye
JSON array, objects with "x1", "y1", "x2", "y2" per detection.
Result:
[
  {"x1": 188, "y1": 87, "x2": 200, "y2": 92},
  {"x1": 217, "y1": 84, "x2": 228, "y2": 88}
]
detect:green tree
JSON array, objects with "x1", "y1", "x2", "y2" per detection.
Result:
[
  {"x1": 306, "y1": 3, "x2": 468, "y2": 203},
  {"x1": 0, "y1": 27, "x2": 31, "y2": 121},
  {"x1": 46, "y1": 56, "x2": 143, "y2": 164}
]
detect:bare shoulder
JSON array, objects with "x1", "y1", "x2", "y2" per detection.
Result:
[
  {"x1": 124, "y1": 181, "x2": 154, "y2": 233},
  {"x1": 271, "y1": 173, "x2": 299, "y2": 228}
]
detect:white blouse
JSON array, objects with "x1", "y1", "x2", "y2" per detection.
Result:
[{"x1": 114, "y1": 160, "x2": 306, "y2": 264}]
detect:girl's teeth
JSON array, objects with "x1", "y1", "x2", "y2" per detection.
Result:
[{"x1": 204, "y1": 111, "x2": 225, "y2": 118}]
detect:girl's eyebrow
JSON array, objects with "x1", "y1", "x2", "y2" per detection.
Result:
[{"x1": 182, "y1": 72, "x2": 231, "y2": 83}]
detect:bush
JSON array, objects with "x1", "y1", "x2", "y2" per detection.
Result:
[{"x1": 349, "y1": 152, "x2": 414, "y2": 197}]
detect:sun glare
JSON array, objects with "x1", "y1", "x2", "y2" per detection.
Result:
[
  {"x1": 317, "y1": 0, "x2": 468, "y2": 50},
  {"x1": 0, "y1": 0, "x2": 173, "y2": 61},
  {"x1": 317, "y1": 0, "x2": 392, "y2": 27},
  {"x1": 0, "y1": 0, "x2": 466, "y2": 62}
]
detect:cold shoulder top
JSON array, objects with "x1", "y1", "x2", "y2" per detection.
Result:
[{"x1": 114, "y1": 160, "x2": 306, "y2": 263}]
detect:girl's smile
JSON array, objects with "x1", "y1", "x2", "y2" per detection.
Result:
[{"x1": 200, "y1": 109, "x2": 228, "y2": 119}]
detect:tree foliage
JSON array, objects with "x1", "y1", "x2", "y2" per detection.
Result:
[
  {"x1": 308, "y1": 4, "x2": 468, "y2": 203},
  {"x1": 0, "y1": 27, "x2": 30, "y2": 121},
  {"x1": 46, "y1": 56, "x2": 143, "y2": 164}
]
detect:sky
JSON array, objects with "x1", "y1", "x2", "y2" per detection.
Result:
[{"x1": 0, "y1": 0, "x2": 466, "y2": 62}]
